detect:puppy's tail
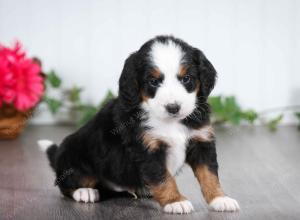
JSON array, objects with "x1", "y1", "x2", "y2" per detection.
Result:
[{"x1": 37, "y1": 139, "x2": 58, "y2": 170}]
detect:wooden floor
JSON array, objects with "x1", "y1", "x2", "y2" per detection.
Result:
[{"x1": 0, "y1": 125, "x2": 300, "y2": 220}]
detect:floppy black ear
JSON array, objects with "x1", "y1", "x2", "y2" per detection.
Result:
[
  {"x1": 118, "y1": 52, "x2": 140, "y2": 111},
  {"x1": 193, "y1": 48, "x2": 217, "y2": 98}
]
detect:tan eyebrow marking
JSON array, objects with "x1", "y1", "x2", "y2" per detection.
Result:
[
  {"x1": 150, "y1": 68, "x2": 161, "y2": 78},
  {"x1": 178, "y1": 65, "x2": 188, "y2": 77}
]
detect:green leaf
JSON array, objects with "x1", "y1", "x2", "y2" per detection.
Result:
[
  {"x1": 99, "y1": 90, "x2": 115, "y2": 108},
  {"x1": 240, "y1": 110, "x2": 258, "y2": 124},
  {"x1": 295, "y1": 112, "x2": 300, "y2": 130},
  {"x1": 46, "y1": 70, "x2": 62, "y2": 88},
  {"x1": 68, "y1": 86, "x2": 82, "y2": 103},
  {"x1": 43, "y1": 96, "x2": 63, "y2": 114},
  {"x1": 209, "y1": 95, "x2": 258, "y2": 125},
  {"x1": 76, "y1": 90, "x2": 115, "y2": 127},
  {"x1": 216, "y1": 96, "x2": 241, "y2": 124},
  {"x1": 267, "y1": 114, "x2": 283, "y2": 132},
  {"x1": 208, "y1": 96, "x2": 227, "y2": 123},
  {"x1": 208, "y1": 96, "x2": 223, "y2": 111},
  {"x1": 77, "y1": 104, "x2": 99, "y2": 127},
  {"x1": 223, "y1": 96, "x2": 241, "y2": 124}
]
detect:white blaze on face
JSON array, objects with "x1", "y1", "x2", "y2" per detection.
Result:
[
  {"x1": 141, "y1": 40, "x2": 199, "y2": 176},
  {"x1": 143, "y1": 40, "x2": 197, "y2": 120}
]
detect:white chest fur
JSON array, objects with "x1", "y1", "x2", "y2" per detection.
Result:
[
  {"x1": 143, "y1": 117, "x2": 214, "y2": 176},
  {"x1": 144, "y1": 118, "x2": 190, "y2": 176}
]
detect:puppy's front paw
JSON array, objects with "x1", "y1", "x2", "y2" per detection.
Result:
[
  {"x1": 163, "y1": 200, "x2": 194, "y2": 214},
  {"x1": 72, "y1": 188, "x2": 100, "y2": 203},
  {"x1": 209, "y1": 196, "x2": 240, "y2": 212}
]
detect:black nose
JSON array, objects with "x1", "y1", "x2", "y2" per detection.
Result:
[{"x1": 165, "y1": 103, "x2": 180, "y2": 115}]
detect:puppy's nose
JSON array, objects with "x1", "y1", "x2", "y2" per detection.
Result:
[{"x1": 165, "y1": 103, "x2": 180, "y2": 115}]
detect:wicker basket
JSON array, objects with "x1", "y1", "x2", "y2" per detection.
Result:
[{"x1": 0, "y1": 105, "x2": 33, "y2": 139}]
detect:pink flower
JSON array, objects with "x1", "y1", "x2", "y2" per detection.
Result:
[
  {"x1": 0, "y1": 42, "x2": 44, "y2": 111},
  {"x1": 0, "y1": 57, "x2": 14, "y2": 106}
]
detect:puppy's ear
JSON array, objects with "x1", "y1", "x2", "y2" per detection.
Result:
[
  {"x1": 118, "y1": 52, "x2": 140, "y2": 111},
  {"x1": 193, "y1": 48, "x2": 217, "y2": 98}
]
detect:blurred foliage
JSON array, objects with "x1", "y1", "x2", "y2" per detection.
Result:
[
  {"x1": 75, "y1": 90, "x2": 115, "y2": 127},
  {"x1": 295, "y1": 112, "x2": 300, "y2": 130},
  {"x1": 208, "y1": 96, "x2": 298, "y2": 132},
  {"x1": 42, "y1": 96, "x2": 62, "y2": 114},
  {"x1": 42, "y1": 70, "x2": 299, "y2": 131},
  {"x1": 99, "y1": 90, "x2": 115, "y2": 108},
  {"x1": 266, "y1": 114, "x2": 283, "y2": 132},
  {"x1": 208, "y1": 96, "x2": 258, "y2": 125},
  {"x1": 42, "y1": 70, "x2": 115, "y2": 126},
  {"x1": 45, "y1": 70, "x2": 62, "y2": 88},
  {"x1": 76, "y1": 104, "x2": 99, "y2": 127},
  {"x1": 43, "y1": 71, "x2": 63, "y2": 114},
  {"x1": 68, "y1": 86, "x2": 82, "y2": 104}
]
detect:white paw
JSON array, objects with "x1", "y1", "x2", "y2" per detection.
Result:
[
  {"x1": 72, "y1": 188, "x2": 100, "y2": 203},
  {"x1": 163, "y1": 200, "x2": 194, "y2": 214},
  {"x1": 209, "y1": 196, "x2": 240, "y2": 212}
]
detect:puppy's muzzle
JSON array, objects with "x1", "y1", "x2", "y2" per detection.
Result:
[{"x1": 165, "y1": 103, "x2": 181, "y2": 115}]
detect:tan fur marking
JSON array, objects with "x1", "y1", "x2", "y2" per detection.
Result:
[
  {"x1": 141, "y1": 91, "x2": 149, "y2": 102},
  {"x1": 193, "y1": 165, "x2": 224, "y2": 203},
  {"x1": 80, "y1": 176, "x2": 97, "y2": 188},
  {"x1": 191, "y1": 125, "x2": 215, "y2": 142},
  {"x1": 179, "y1": 65, "x2": 188, "y2": 77},
  {"x1": 141, "y1": 132, "x2": 162, "y2": 151},
  {"x1": 150, "y1": 171, "x2": 186, "y2": 206},
  {"x1": 195, "y1": 81, "x2": 200, "y2": 94},
  {"x1": 151, "y1": 68, "x2": 161, "y2": 78}
]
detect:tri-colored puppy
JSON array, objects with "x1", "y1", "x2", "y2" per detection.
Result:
[{"x1": 38, "y1": 36, "x2": 239, "y2": 214}]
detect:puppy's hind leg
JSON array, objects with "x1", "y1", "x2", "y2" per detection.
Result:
[
  {"x1": 72, "y1": 188, "x2": 100, "y2": 203},
  {"x1": 57, "y1": 172, "x2": 100, "y2": 203}
]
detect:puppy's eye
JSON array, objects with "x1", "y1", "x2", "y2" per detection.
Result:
[
  {"x1": 181, "y1": 75, "x2": 191, "y2": 84},
  {"x1": 149, "y1": 78, "x2": 159, "y2": 87}
]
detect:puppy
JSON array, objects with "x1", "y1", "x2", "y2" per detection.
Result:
[{"x1": 38, "y1": 36, "x2": 239, "y2": 214}]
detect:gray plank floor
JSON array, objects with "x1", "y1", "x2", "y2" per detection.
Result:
[{"x1": 0, "y1": 125, "x2": 300, "y2": 220}]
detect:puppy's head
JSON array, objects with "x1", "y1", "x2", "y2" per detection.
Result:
[{"x1": 118, "y1": 36, "x2": 216, "y2": 120}]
